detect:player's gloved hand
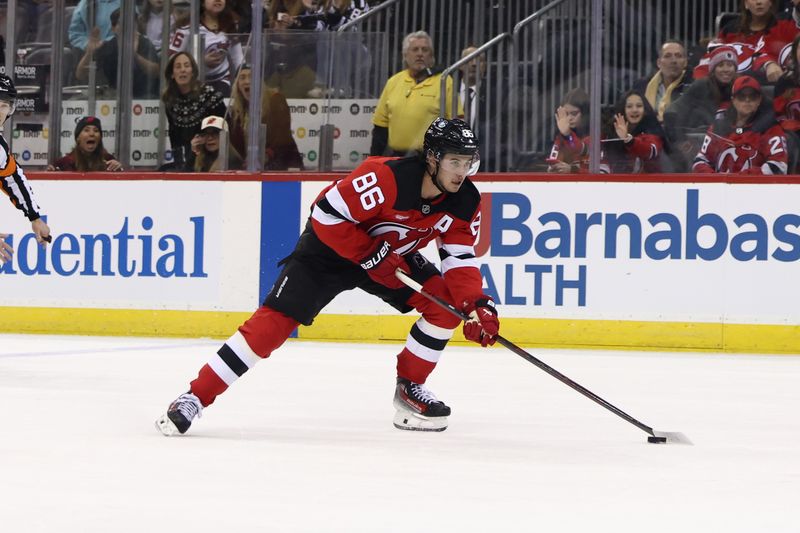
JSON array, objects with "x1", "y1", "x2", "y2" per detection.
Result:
[
  {"x1": 359, "y1": 240, "x2": 409, "y2": 290},
  {"x1": 462, "y1": 296, "x2": 499, "y2": 347}
]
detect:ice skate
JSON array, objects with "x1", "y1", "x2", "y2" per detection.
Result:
[
  {"x1": 155, "y1": 392, "x2": 203, "y2": 436},
  {"x1": 393, "y1": 377, "x2": 450, "y2": 432}
]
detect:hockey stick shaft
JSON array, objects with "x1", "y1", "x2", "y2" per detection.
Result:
[{"x1": 395, "y1": 269, "x2": 657, "y2": 437}]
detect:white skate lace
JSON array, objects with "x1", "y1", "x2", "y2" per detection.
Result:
[
  {"x1": 410, "y1": 383, "x2": 439, "y2": 404},
  {"x1": 174, "y1": 394, "x2": 202, "y2": 419}
]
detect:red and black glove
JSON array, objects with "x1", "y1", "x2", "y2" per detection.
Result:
[
  {"x1": 462, "y1": 296, "x2": 499, "y2": 347},
  {"x1": 359, "y1": 240, "x2": 409, "y2": 290}
]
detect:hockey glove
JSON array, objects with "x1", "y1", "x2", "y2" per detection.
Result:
[
  {"x1": 359, "y1": 240, "x2": 409, "y2": 290},
  {"x1": 462, "y1": 297, "x2": 499, "y2": 347}
]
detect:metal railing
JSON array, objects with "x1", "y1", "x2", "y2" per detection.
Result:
[
  {"x1": 506, "y1": 0, "x2": 740, "y2": 170},
  {"x1": 0, "y1": 0, "x2": 748, "y2": 172},
  {"x1": 439, "y1": 32, "x2": 511, "y2": 171},
  {"x1": 508, "y1": 0, "x2": 582, "y2": 170}
]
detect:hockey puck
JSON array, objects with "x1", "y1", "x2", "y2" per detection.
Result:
[{"x1": 647, "y1": 436, "x2": 667, "y2": 444}]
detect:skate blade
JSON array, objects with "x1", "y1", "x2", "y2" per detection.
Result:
[
  {"x1": 393, "y1": 409, "x2": 448, "y2": 432},
  {"x1": 155, "y1": 413, "x2": 181, "y2": 436}
]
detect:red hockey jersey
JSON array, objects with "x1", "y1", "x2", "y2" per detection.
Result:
[
  {"x1": 692, "y1": 123, "x2": 788, "y2": 174},
  {"x1": 548, "y1": 130, "x2": 591, "y2": 173},
  {"x1": 694, "y1": 19, "x2": 799, "y2": 79},
  {"x1": 773, "y1": 84, "x2": 800, "y2": 131},
  {"x1": 601, "y1": 132, "x2": 663, "y2": 174},
  {"x1": 310, "y1": 156, "x2": 484, "y2": 305}
]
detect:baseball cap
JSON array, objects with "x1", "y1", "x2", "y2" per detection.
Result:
[
  {"x1": 201, "y1": 115, "x2": 227, "y2": 132},
  {"x1": 732, "y1": 75, "x2": 761, "y2": 96}
]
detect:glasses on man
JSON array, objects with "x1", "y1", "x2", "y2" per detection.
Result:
[{"x1": 734, "y1": 90, "x2": 761, "y2": 102}]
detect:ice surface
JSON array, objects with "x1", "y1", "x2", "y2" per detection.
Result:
[{"x1": 0, "y1": 334, "x2": 798, "y2": 532}]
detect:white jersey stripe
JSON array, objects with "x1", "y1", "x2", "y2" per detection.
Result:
[
  {"x1": 208, "y1": 353, "x2": 240, "y2": 386},
  {"x1": 311, "y1": 204, "x2": 346, "y2": 226},
  {"x1": 326, "y1": 184, "x2": 357, "y2": 223},
  {"x1": 415, "y1": 317, "x2": 455, "y2": 340},
  {"x1": 442, "y1": 255, "x2": 479, "y2": 274},
  {"x1": 440, "y1": 243, "x2": 475, "y2": 257},
  {"x1": 404, "y1": 334, "x2": 443, "y2": 363}
]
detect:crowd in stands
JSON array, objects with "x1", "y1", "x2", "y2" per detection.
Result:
[
  {"x1": 5, "y1": 0, "x2": 800, "y2": 175},
  {"x1": 548, "y1": 0, "x2": 800, "y2": 175}
]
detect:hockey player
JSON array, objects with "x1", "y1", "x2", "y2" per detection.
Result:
[
  {"x1": 156, "y1": 117, "x2": 500, "y2": 435},
  {"x1": 0, "y1": 73, "x2": 51, "y2": 264}
]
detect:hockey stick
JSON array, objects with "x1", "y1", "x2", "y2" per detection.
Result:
[{"x1": 395, "y1": 269, "x2": 692, "y2": 445}]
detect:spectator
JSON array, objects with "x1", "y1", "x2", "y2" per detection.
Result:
[
  {"x1": 778, "y1": 0, "x2": 800, "y2": 20},
  {"x1": 547, "y1": 88, "x2": 591, "y2": 173},
  {"x1": 774, "y1": 33, "x2": 800, "y2": 171},
  {"x1": 68, "y1": 0, "x2": 121, "y2": 51},
  {"x1": 169, "y1": 0, "x2": 244, "y2": 97},
  {"x1": 270, "y1": 0, "x2": 369, "y2": 31},
  {"x1": 75, "y1": 8, "x2": 161, "y2": 98},
  {"x1": 310, "y1": 0, "x2": 373, "y2": 98},
  {"x1": 693, "y1": 75, "x2": 788, "y2": 173},
  {"x1": 161, "y1": 51, "x2": 227, "y2": 171},
  {"x1": 663, "y1": 45, "x2": 738, "y2": 168},
  {"x1": 321, "y1": 0, "x2": 370, "y2": 30},
  {"x1": 227, "y1": 0, "x2": 263, "y2": 34},
  {"x1": 371, "y1": 31, "x2": 461, "y2": 156},
  {"x1": 138, "y1": 0, "x2": 174, "y2": 53},
  {"x1": 49, "y1": 116, "x2": 123, "y2": 172},
  {"x1": 228, "y1": 64, "x2": 304, "y2": 170},
  {"x1": 269, "y1": 0, "x2": 325, "y2": 31},
  {"x1": 455, "y1": 45, "x2": 515, "y2": 171},
  {"x1": 191, "y1": 115, "x2": 243, "y2": 172},
  {"x1": 632, "y1": 40, "x2": 693, "y2": 122},
  {"x1": 459, "y1": 46, "x2": 487, "y2": 131},
  {"x1": 774, "y1": 33, "x2": 800, "y2": 128},
  {"x1": 264, "y1": 0, "x2": 323, "y2": 98},
  {"x1": 694, "y1": 0, "x2": 800, "y2": 83},
  {"x1": 602, "y1": 90, "x2": 666, "y2": 173}
]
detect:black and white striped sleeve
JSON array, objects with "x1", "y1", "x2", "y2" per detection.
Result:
[
  {"x1": 438, "y1": 242, "x2": 479, "y2": 274},
  {"x1": 0, "y1": 139, "x2": 42, "y2": 221}
]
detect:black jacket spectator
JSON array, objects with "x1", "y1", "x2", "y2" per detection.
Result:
[{"x1": 162, "y1": 52, "x2": 227, "y2": 171}]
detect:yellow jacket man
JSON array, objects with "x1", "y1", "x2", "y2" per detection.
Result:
[{"x1": 370, "y1": 31, "x2": 461, "y2": 155}]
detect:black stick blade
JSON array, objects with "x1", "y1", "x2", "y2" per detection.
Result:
[{"x1": 652, "y1": 430, "x2": 693, "y2": 445}]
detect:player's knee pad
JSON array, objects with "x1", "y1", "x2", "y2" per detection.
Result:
[{"x1": 415, "y1": 276, "x2": 462, "y2": 330}]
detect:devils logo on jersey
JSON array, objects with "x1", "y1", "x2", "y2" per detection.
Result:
[
  {"x1": 367, "y1": 223, "x2": 434, "y2": 255},
  {"x1": 718, "y1": 143, "x2": 758, "y2": 171}
]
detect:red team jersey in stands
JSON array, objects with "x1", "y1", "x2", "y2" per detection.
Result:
[
  {"x1": 692, "y1": 124, "x2": 788, "y2": 174},
  {"x1": 310, "y1": 156, "x2": 484, "y2": 306},
  {"x1": 774, "y1": 86, "x2": 800, "y2": 131},
  {"x1": 548, "y1": 131, "x2": 591, "y2": 173},
  {"x1": 694, "y1": 19, "x2": 800, "y2": 79},
  {"x1": 601, "y1": 133, "x2": 663, "y2": 174}
]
